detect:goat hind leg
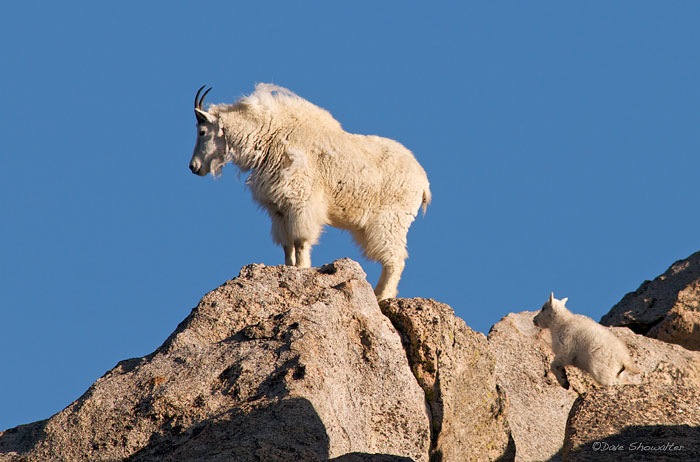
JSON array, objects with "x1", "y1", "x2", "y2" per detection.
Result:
[
  {"x1": 374, "y1": 259, "x2": 405, "y2": 301},
  {"x1": 361, "y1": 214, "x2": 411, "y2": 301}
]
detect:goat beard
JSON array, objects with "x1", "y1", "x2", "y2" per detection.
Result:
[{"x1": 210, "y1": 158, "x2": 225, "y2": 178}]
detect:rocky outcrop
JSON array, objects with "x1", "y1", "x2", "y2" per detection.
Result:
[
  {"x1": 381, "y1": 298, "x2": 515, "y2": 462},
  {"x1": 601, "y1": 250, "x2": 700, "y2": 350},
  {"x1": 0, "y1": 259, "x2": 431, "y2": 462},
  {"x1": 488, "y1": 310, "x2": 700, "y2": 462},
  {"x1": 0, "y1": 259, "x2": 515, "y2": 462},
  {"x1": 563, "y1": 383, "x2": 700, "y2": 461},
  {"x1": 4, "y1": 251, "x2": 700, "y2": 462}
]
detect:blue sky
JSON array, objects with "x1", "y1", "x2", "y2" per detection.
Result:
[{"x1": 2, "y1": 2, "x2": 699, "y2": 431}]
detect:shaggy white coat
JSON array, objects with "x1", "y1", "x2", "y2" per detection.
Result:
[
  {"x1": 189, "y1": 84, "x2": 431, "y2": 300},
  {"x1": 533, "y1": 293, "x2": 640, "y2": 388}
]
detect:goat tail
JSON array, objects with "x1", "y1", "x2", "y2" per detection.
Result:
[{"x1": 421, "y1": 187, "x2": 432, "y2": 216}]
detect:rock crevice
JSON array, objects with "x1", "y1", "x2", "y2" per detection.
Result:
[{"x1": 381, "y1": 298, "x2": 515, "y2": 462}]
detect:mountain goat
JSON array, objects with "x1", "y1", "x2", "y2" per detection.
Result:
[
  {"x1": 533, "y1": 293, "x2": 640, "y2": 389},
  {"x1": 188, "y1": 84, "x2": 431, "y2": 300}
]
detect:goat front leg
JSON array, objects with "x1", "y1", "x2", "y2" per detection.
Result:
[
  {"x1": 551, "y1": 356, "x2": 570, "y2": 389},
  {"x1": 294, "y1": 239, "x2": 312, "y2": 268},
  {"x1": 271, "y1": 214, "x2": 296, "y2": 266},
  {"x1": 283, "y1": 244, "x2": 296, "y2": 266}
]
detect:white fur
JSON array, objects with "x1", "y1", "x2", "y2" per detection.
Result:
[
  {"x1": 533, "y1": 293, "x2": 640, "y2": 388},
  {"x1": 189, "y1": 84, "x2": 431, "y2": 300}
]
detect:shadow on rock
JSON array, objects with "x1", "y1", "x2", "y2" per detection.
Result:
[
  {"x1": 126, "y1": 397, "x2": 420, "y2": 462},
  {"x1": 126, "y1": 397, "x2": 327, "y2": 462},
  {"x1": 330, "y1": 454, "x2": 416, "y2": 461},
  {"x1": 0, "y1": 420, "x2": 49, "y2": 457},
  {"x1": 125, "y1": 397, "x2": 327, "y2": 461},
  {"x1": 563, "y1": 424, "x2": 700, "y2": 462}
]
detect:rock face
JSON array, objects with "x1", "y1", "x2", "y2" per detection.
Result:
[
  {"x1": 563, "y1": 383, "x2": 700, "y2": 461},
  {"x1": 0, "y1": 259, "x2": 431, "y2": 462},
  {"x1": 488, "y1": 310, "x2": 700, "y2": 462},
  {"x1": 601, "y1": 250, "x2": 700, "y2": 350},
  {"x1": 381, "y1": 298, "x2": 515, "y2": 462}
]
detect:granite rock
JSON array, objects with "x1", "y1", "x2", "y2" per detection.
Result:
[
  {"x1": 0, "y1": 259, "x2": 430, "y2": 462},
  {"x1": 602, "y1": 250, "x2": 700, "y2": 351},
  {"x1": 381, "y1": 298, "x2": 515, "y2": 462},
  {"x1": 563, "y1": 383, "x2": 700, "y2": 461}
]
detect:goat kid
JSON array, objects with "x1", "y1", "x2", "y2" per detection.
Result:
[{"x1": 533, "y1": 292, "x2": 640, "y2": 389}]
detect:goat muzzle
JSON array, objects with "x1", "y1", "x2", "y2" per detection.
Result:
[{"x1": 189, "y1": 159, "x2": 202, "y2": 175}]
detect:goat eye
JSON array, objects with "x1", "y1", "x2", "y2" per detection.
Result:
[{"x1": 199, "y1": 130, "x2": 206, "y2": 136}]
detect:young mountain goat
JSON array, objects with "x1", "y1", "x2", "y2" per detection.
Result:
[
  {"x1": 533, "y1": 293, "x2": 640, "y2": 389},
  {"x1": 188, "y1": 84, "x2": 431, "y2": 300}
]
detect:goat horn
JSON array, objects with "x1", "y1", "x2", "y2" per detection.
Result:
[
  {"x1": 199, "y1": 87, "x2": 212, "y2": 109},
  {"x1": 195, "y1": 85, "x2": 206, "y2": 109}
]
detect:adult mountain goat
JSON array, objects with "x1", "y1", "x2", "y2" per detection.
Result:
[
  {"x1": 188, "y1": 84, "x2": 431, "y2": 300},
  {"x1": 533, "y1": 293, "x2": 640, "y2": 389}
]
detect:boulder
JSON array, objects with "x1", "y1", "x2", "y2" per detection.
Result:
[
  {"x1": 615, "y1": 324, "x2": 700, "y2": 389},
  {"x1": 601, "y1": 250, "x2": 700, "y2": 350},
  {"x1": 563, "y1": 383, "x2": 700, "y2": 461},
  {"x1": 381, "y1": 298, "x2": 515, "y2": 462},
  {"x1": 0, "y1": 259, "x2": 430, "y2": 462}
]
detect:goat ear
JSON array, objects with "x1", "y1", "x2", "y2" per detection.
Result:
[
  {"x1": 195, "y1": 108, "x2": 217, "y2": 125},
  {"x1": 561, "y1": 297, "x2": 568, "y2": 305}
]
